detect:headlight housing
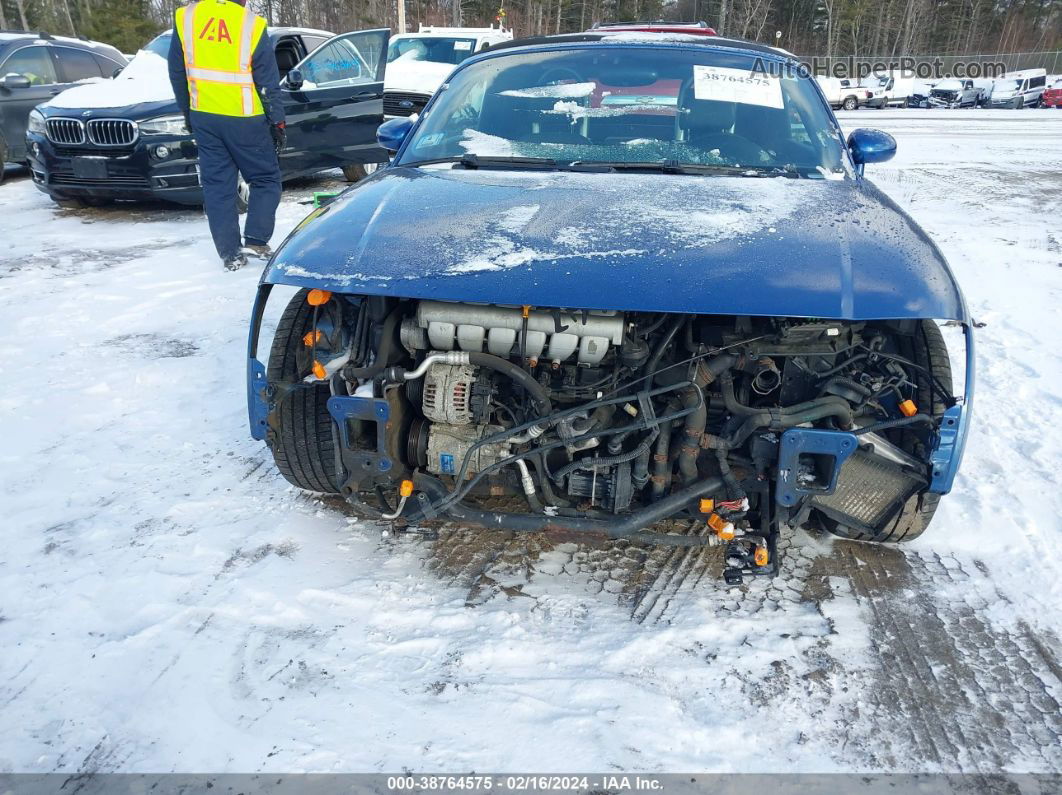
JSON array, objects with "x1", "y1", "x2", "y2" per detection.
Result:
[
  {"x1": 139, "y1": 114, "x2": 189, "y2": 136},
  {"x1": 27, "y1": 109, "x2": 46, "y2": 135}
]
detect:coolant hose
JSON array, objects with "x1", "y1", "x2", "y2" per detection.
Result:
[
  {"x1": 467, "y1": 352, "x2": 552, "y2": 417},
  {"x1": 551, "y1": 428, "x2": 660, "y2": 483},
  {"x1": 650, "y1": 418, "x2": 674, "y2": 498},
  {"x1": 705, "y1": 398, "x2": 855, "y2": 451},
  {"x1": 676, "y1": 354, "x2": 740, "y2": 485},
  {"x1": 852, "y1": 413, "x2": 933, "y2": 435},
  {"x1": 643, "y1": 315, "x2": 686, "y2": 382},
  {"x1": 411, "y1": 474, "x2": 725, "y2": 541}
]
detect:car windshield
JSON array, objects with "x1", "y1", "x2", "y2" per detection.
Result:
[
  {"x1": 387, "y1": 37, "x2": 478, "y2": 65},
  {"x1": 398, "y1": 46, "x2": 849, "y2": 178},
  {"x1": 142, "y1": 33, "x2": 171, "y2": 58},
  {"x1": 996, "y1": 79, "x2": 1021, "y2": 91},
  {"x1": 935, "y1": 80, "x2": 962, "y2": 91}
]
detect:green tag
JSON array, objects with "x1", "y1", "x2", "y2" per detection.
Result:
[{"x1": 313, "y1": 191, "x2": 340, "y2": 208}]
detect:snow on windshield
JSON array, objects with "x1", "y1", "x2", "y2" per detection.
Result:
[
  {"x1": 499, "y1": 82, "x2": 596, "y2": 99},
  {"x1": 400, "y1": 47, "x2": 848, "y2": 177},
  {"x1": 46, "y1": 50, "x2": 173, "y2": 109}
]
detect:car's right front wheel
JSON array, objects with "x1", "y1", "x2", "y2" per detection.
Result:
[
  {"x1": 818, "y1": 320, "x2": 953, "y2": 544},
  {"x1": 266, "y1": 289, "x2": 341, "y2": 494}
]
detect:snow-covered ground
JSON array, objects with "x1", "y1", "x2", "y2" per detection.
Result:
[{"x1": 1, "y1": 109, "x2": 1060, "y2": 775}]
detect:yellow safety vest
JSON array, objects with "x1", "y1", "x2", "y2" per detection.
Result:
[{"x1": 175, "y1": 0, "x2": 267, "y2": 117}]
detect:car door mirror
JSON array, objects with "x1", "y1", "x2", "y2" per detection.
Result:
[
  {"x1": 1, "y1": 73, "x2": 32, "y2": 90},
  {"x1": 285, "y1": 68, "x2": 304, "y2": 90},
  {"x1": 847, "y1": 128, "x2": 896, "y2": 171},
  {"x1": 377, "y1": 117, "x2": 414, "y2": 154},
  {"x1": 112, "y1": 66, "x2": 124, "y2": 79}
]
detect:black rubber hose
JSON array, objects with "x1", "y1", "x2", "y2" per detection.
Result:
[
  {"x1": 721, "y1": 372, "x2": 853, "y2": 424},
  {"x1": 650, "y1": 417, "x2": 674, "y2": 498},
  {"x1": 531, "y1": 454, "x2": 572, "y2": 507},
  {"x1": 708, "y1": 399, "x2": 855, "y2": 451},
  {"x1": 343, "y1": 305, "x2": 402, "y2": 380},
  {"x1": 716, "y1": 447, "x2": 745, "y2": 500},
  {"x1": 676, "y1": 355, "x2": 738, "y2": 484},
  {"x1": 852, "y1": 413, "x2": 933, "y2": 436},
  {"x1": 643, "y1": 315, "x2": 686, "y2": 381},
  {"x1": 412, "y1": 474, "x2": 724, "y2": 541},
  {"x1": 574, "y1": 405, "x2": 613, "y2": 436},
  {"x1": 633, "y1": 443, "x2": 652, "y2": 488},
  {"x1": 552, "y1": 428, "x2": 660, "y2": 483},
  {"x1": 814, "y1": 353, "x2": 869, "y2": 379},
  {"x1": 467, "y1": 351, "x2": 552, "y2": 417},
  {"x1": 819, "y1": 376, "x2": 873, "y2": 399}
]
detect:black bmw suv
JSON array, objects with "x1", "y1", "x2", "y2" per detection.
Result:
[
  {"x1": 26, "y1": 27, "x2": 393, "y2": 207},
  {"x1": 0, "y1": 31, "x2": 126, "y2": 182}
]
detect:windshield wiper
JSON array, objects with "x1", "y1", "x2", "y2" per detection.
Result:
[
  {"x1": 570, "y1": 160, "x2": 803, "y2": 177},
  {"x1": 401, "y1": 154, "x2": 561, "y2": 171}
]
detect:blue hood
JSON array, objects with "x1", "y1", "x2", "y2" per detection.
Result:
[{"x1": 265, "y1": 166, "x2": 967, "y2": 321}]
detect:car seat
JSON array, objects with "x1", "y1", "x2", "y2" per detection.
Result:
[
  {"x1": 734, "y1": 103, "x2": 816, "y2": 166},
  {"x1": 679, "y1": 92, "x2": 770, "y2": 165}
]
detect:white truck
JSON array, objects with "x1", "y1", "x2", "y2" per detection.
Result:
[
  {"x1": 928, "y1": 78, "x2": 981, "y2": 108},
  {"x1": 383, "y1": 25, "x2": 512, "y2": 119},
  {"x1": 815, "y1": 76, "x2": 871, "y2": 110}
]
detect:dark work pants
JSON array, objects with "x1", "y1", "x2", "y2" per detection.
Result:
[{"x1": 190, "y1": 111, "x2": 281, "y2": 260}]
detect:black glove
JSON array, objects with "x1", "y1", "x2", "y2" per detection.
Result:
[{"x1": 270, "y1": 122, "x2": 286, "y2": 154}]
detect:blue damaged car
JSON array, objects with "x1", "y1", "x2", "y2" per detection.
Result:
[{"x1": 247, "y1": 32, "x2": 973, "y2": 583}]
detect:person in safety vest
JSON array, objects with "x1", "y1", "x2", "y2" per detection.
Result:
[{"x1": 167, "y1": 0, "x2": 286, "y2": 271}]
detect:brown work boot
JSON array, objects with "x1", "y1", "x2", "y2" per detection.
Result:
[
  {"x1": 223, "y1": 252, "x2": 248, "y2": 271},
  {"x1": 242, "y1": 243, "x2": 273, "y2": 260}
]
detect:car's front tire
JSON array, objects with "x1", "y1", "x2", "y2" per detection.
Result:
[
  {"x1": 266, "y1": 289, "x2": 341, "y2": 494},
  {"x1": 342, "y1": 162, "x2": 379, "y2": 182},
  {"x1": 50, "y1": 195, "x2": 112, "y2": 208},
  {"x1": 820, "y1": 319, "x2": 953, "y2": 544}
]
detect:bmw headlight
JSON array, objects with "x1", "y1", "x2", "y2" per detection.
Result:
[
  {"x1": 139, "y1": 114, "x2": 189, "y2": 136},
  {"x1": 27, "y1": 109, "x2": 46, "y2": 135}
]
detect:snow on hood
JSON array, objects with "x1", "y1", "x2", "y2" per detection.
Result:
[
  {"x1": 383, "y1": 58, "x2": 456, "y2": 95},
  {"x1": 265, "y1": 167, "x2": 968, "y2": 321},
  {"x1": 46, "y1": 50, "x2": 174, "y2": 110}
]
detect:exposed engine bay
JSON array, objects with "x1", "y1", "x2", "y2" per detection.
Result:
[{"x1": 261, "y1": 291, "x2": 959, "y2": 583}]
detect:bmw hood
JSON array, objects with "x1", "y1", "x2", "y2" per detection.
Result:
[
  {"x1": 265, "y1": 166, "x2": 968, "y2": 322},
  {"x1": 46, "y1": 50, "x2": 175, "y2": 112}
]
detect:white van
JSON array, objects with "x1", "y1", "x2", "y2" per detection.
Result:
[
  {"x1": 383, "y1": 25, "x2": 512, "y2": 118},
  {"x1": 987, "y1": 68, "x2": 1048, "y2": 108}
]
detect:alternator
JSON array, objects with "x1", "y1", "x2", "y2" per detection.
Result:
[{"x1": 422, "y1": 362, "x2": 479, "y2": 425}]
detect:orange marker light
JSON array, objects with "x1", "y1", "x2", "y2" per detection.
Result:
[
  {"x1": 399, "y1": 479, "x2": 414, "y2": 498},
  {"x1": 302, "y1": 330, "x2": 322, "y2": 346},
  {"x1": 307, "y1": 289, "x2": 332, "y2": 306},
  {"x1": 707, "y1": 513, "x2": 735, "y2": 540},
  {"x1": 754, "y1": 546, "x2": 769, "y2": 567},
  {"x1": 899, "y1": 399, "x2": 918, "y2": 417},
  {"x1": 699, "y1": 498, "x2": 715, "y2": 514},
  {"x1": 312, "y1": 360, "x2": 327, "y2": 380}
]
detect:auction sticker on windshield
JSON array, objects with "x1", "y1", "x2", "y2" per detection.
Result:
[{"x1": 693, "y1": 65, "x2": 783, "y2": 108}]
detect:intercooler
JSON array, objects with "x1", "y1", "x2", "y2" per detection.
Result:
[{"x1": 811, "y1": 448, "x2": 925, "y2": 535}]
